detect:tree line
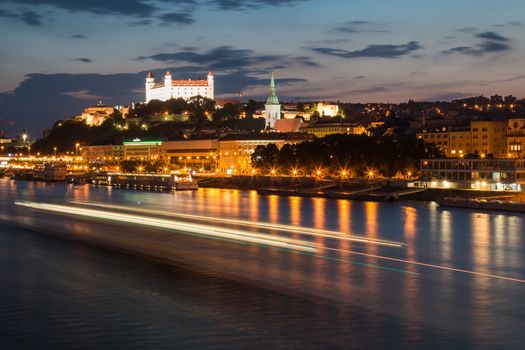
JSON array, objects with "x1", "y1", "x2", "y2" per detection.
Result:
[{"x1": 251, "y1": 134, "x2": 444, "y2": 177}]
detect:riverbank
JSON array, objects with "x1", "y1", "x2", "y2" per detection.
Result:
[{"x1": 196, "y1": 175, "x2": 523, "y2": 202}]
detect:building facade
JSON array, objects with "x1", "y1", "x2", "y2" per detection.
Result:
[
  {"x1": 81, "y1": 145, "x2": 124, "y2": 160},
  {"x1": 300, "y1": 120, "x2": 366, "y2": 138},
  {"x1": 420, "y1": 158, "x2": 525, "y2": 190},
  {"x1": 264, "y1": 73, "x2": 281, "y2": 129},
  {"x1": 73, "y1": 104, "x2": 115, "y2": 126},
  {"x1": 160, "y1": 139, "x2": 219, "y2": 172},
  {"x1": 507, "y1": 118, "x2": 525, "y2": 158},
  {"x1": 123, "y1": 139, "x2": 162, "y2": 160},
  {"x1": 145, "y1": 71, "x2": 214, "y2": 103},
  {"x1": 218, "y1": 134, "x2": 306, "y2": 174},
  {"x1": 417, "y1": 120, "x2": 508, "y2": 158}
]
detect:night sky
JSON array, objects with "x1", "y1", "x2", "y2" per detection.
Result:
[{"x1": 1, "y1": 0, "x2": 524, "y2": 136}]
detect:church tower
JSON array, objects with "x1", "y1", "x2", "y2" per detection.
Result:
[{"x1": 264, "y1": 72, "x2": 281, "y2": 128}]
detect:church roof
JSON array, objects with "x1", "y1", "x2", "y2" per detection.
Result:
[{"x1": 266, "y1": 72, "x2": 279, "y2": 105}]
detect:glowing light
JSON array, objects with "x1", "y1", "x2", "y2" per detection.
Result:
[
  {"x1": 14, "y1": 201, "x2": 317, "y2": 253},
  {"x1": 71, "y1": 201, "x2": 404, "y2": 247}
]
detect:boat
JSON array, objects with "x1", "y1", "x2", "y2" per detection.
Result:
[
  {"x1": 436, "y1": 197, "x2": 525, "y2": 213},
  {"x1": 91, "y1": 172, "x2": 198, "y2": 191}
]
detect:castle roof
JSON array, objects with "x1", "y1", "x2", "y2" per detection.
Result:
[
  {"x1": 165, "y1": 70, "x2": 171, "y2": 77},
  {"x1": 147, "y1": 71, "x2": 153, "y2": 79}
]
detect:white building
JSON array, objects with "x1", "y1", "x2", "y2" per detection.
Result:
[
  {"x1": 264, "y1": 73, "x2": 281, "y2": 128},
  {"x1": 145, "y1": 71, "x2": 214, "y2": 103}
]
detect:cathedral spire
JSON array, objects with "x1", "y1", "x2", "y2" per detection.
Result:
[{"x1": 266, "y1": 72, "x2": 279, "y2": 105}]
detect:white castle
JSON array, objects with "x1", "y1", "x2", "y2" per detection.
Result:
[{"x1": 145, "y1": 70, "x2": 214, "y2": 103}]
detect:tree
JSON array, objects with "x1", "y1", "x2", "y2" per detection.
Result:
[{"x1": 251, "y1": 143, "x2": 279, "y2": 170}]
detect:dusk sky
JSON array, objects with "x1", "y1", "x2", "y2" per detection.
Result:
[{"x1": 1, "y1": 0, "x2": 524, "y2": 136}]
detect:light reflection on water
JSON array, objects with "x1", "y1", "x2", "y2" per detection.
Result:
[{"x1": 0, "y1": 180, "x2": 524, "y2": 349}]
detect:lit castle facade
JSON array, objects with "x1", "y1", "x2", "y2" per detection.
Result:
[
  {"x1": 265, "y1": 73, "x2": 281, "y2": 128},
  {"x1": 145, "y1": 71, "x2": 214, "y2": 103}
]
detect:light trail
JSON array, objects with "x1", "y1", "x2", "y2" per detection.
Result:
[
  {"x1": 70, "y1": 200, "x2": 403, "y2": 248},
  {"x1": 325, "y1": 247, "x2": 525, "y2": 284},
  {"x1": 14, "y1": 201, "x2": 317, "y2": 253}
]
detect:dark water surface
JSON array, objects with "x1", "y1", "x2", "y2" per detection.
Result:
[{"x1": 0, "y1": 179, "x2": 524, "y2": 349}]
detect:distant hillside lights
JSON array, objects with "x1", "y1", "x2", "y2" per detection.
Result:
[{"x1": 145, "y1": 71, "x2": 214, "y2": 103}]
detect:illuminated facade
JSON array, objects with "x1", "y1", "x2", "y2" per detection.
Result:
[
  {"x1": 81, "y1": 145, "x2": 124, "y2": 160},
  {"x1": 417, "y1": 120, "x2": 508, "y2": 158},
  {"x1": 73, "y1": 104, "x2": 115, "y2": 126},
  {"x1": 145, "y1": 71, "x2": 214, "y2": 103},
  {"x1": 300, "y1": 121, "x2": 366, "y2": 138},
  {"x1": 123, "y1": 140, "x2": 162, "y2": 160},
  {"x1": 507, "y1": 118, "x2": 525, "y2": 158},
  {"x1": 420, "y1": 158, "x2": 525, "y2": 190},
  {"x1": 218, "y1": 134, "x2": 306, "y2": 174},
  {"x1": 160, "y1": 139, "x2": 218, "y2": 172}
]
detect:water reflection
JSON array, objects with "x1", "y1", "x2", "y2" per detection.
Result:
[{"x1": 1, "y1": 181, "x2": 524, "y2": 349}]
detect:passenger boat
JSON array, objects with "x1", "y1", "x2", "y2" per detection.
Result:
[{"x1": 91, "y1": 172, "x2": 198, "y2": 191}]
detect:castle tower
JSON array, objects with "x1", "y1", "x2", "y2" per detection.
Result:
[
  {"x1": 145, "y1": 72, "x2": 155, "y2": 103},
  {"x1": 264, "y1": 72, "x2": 281, "y2": 128},
  {"x1": 207, "y1": 71, "x2": 214, "y2": 100},
  {"x1": 164, "y1": 70, "x2": 172, "y2": 100}
]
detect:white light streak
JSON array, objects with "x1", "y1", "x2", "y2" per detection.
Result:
[
  {"x1": 15, "y1": 201, "x2": 317, "y2": 253},
  {"x1": 70, "y1": 201, "x2": 403, "y2": 248}
]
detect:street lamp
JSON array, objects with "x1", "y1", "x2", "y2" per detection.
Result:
[{"x1": 54, "y1": 147, "x2": 57, "y2": 156}]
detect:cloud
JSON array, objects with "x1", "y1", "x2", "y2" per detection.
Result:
[
  {"x1": 0, "y1": 8, "x2": 17, "y2": 18},
  {"x1": 442, "y1": 31, "x2": 511, "y2": 56},
  {"x1": 494, "y1": 21, "x2": 522, "y2": 27},
  {"x1": 0, "y1": 8, "x2": 44, "y2": 26},
  {"x1": 332, "y1": 20, "x2": 389, "y2": 34},
  {"x1": 20, "y1": 10, "x2": 43, "y2": 26},
  {"x1": 135, "y1": 46, "x2": 321, "y2": 70},
  {"x1": 354, "y1": 75, "x2": 366, "y2": 79},
  {"x1": 158, "y1": 12, "x2": 194, "y2": 25},
  {"x1": 0, "y1": 0, "x2": 309, "y2": 27},
  {"x1": 209, "y1": 0, "x2": 310, "y2": 10},
  {"x1": 61, "y1": 90, "x2": 101, "y2": 100},
  {"x1": 311, "y1": 41, "x2": 422, "y2": 59},
  {"x1": 72, "y1": 58, "x2": 93, "y2": 63},
  {"x1": 70, "y1": 34, "x2": 87, "y2": 39}
]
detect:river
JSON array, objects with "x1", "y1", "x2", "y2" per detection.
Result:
[{"x1": 0, "y1": 179, "x2": 524, "y2": 349}]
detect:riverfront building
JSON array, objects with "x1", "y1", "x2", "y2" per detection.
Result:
[
  {"x1": 81, "y1": 145, "x2": 124, "y2": 161},
  {"x1": 218, "y1": 133, "x2": 309, "y2": 175},
  {"x1": 160, "y1": 139, "x2": 218, "y2": 172},
  {"x1": 507, "y1": 118, "x2": 525, "y2": 158},
  {"x1": 145, "y1": 71, "x2": 214, "y2": 103},
  {"x1": 417, "y1": 120, "x2": 508, "y2": 158},
  {"x1": 420, "y1": 158, "x2": 525, "y2": 190}
]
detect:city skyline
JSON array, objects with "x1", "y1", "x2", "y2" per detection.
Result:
[{"x1": 1, "y1": 0, "x2": 525, "y2": 135}]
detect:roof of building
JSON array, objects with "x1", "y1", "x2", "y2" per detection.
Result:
[
  {"x1": 274, "y1": 118, "x2": 302, "y2": 133},
  {"x1": 219, "y1": 132, "x2": 310, "y2": 142}
]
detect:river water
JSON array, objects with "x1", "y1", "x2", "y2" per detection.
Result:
[{"x1": 0, "y1": 179, "x2": 524, "y2": 349}]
